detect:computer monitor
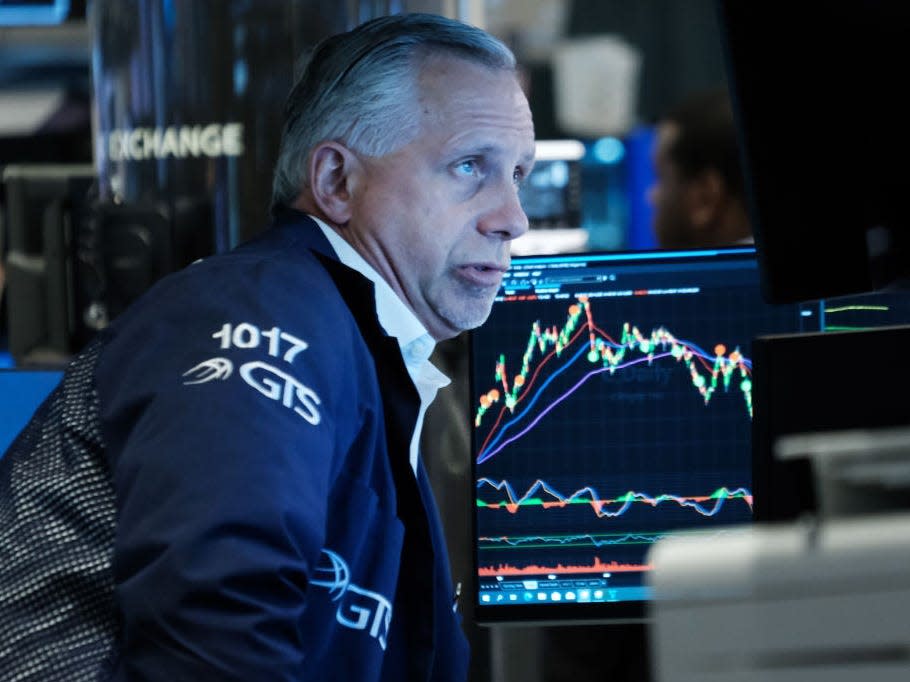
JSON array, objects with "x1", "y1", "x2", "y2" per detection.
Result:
[
  {"x1": 0, "y1": 369, "x2": 63, "y2": 456},
  {"x1": 0, "y1": 0, "x2": 71, "y2": 26},
  {"x1": 2, "y1": 164, "x2": 96, "y2": 366},
  {"x1": 717, "y1": 0, "x2": 910, "y2": 304},
  {"x1": 2, "y1": 164, "x2": 215, "y2": 366},
  {"x1": 519, "y1": 140, "x2": 584, "y2": 231},
  {"x1": 513, "y1": 140, "x2": 588, "y2": 256},
  {"x1": 469, "y1": 246, "x2": 910, "y2": 624}
]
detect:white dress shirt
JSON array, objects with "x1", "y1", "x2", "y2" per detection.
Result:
[{"x1": 313, "y1": 216, "x2": 451, "y2": 474}]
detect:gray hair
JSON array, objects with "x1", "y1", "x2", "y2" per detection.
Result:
[{"x1": 270, "y1": 13, "x2": 517, "y2": 212}]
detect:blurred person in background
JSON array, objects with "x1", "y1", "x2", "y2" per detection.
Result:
[{"x1": 648, "y1": 87, "x2": 752, "y2": 249}]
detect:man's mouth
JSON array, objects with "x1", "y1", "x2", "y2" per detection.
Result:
[{"x1": 458, "y1": 263, "x2": 508, "y2": 286}]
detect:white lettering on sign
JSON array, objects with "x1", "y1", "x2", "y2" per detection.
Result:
[{"x1": 107, "y1": 122, "x2": 244, "y2": 161}]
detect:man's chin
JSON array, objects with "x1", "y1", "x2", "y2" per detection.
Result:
[{"x1": 435, "y1": 299, "x2": 496, "y2": 336}]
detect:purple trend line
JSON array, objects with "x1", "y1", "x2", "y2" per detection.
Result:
[{"x1": 478, "y1": 351, "x2": 674, "y2": 463}]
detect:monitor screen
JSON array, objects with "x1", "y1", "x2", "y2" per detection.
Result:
[
  {"x1": 0, "y1": 369, "x2": 63, "y2": 456},
  {"x1": 518, "y1": 140, "x2": 584, "y2": 231},
  {"x1": 469, "y1": 246, "x2": 910, "y2": 624},
  {"x1": 512, "y1": 140, "x2": 588, "y2": 256},
  {"x1": 0, "y1": 0, "x2": 70, "y2": 25}
]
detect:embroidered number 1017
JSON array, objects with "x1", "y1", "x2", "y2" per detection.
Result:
[{"x1": 212, "y1": 323, "x2": 309, "y2": 363}]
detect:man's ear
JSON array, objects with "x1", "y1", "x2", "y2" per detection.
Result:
[
  {"x1": 308, "y1": 141, "x2": 361, "y2": 225},
  {"x1": 687, "y1": 169, "x2": 725, "y2": 228}
]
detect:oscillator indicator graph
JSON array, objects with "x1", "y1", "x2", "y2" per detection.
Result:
[
  {"x1": 476, "y1": 476, "x2": 754, "y2": 518},
  {"x1": 474, "y1": 475, "x2": 754, "y2": 580},
  {"x1": 478, "y1": 527, "x2": 740, "y2": 551},
  {"x1": 479, "y1": 530, "x2": 670, "y2": 550}
]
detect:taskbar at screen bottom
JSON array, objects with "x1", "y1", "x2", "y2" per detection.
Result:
[{"x1": 474, "y1": 571, "x2": 649, "y2": 624}]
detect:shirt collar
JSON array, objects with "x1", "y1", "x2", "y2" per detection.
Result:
[
  {"x1": 311, "y1": 215, "x2": 436, "y2": 363},
  {"x1": 311, "y1": 215, "x2": 450, "y2": 473}
]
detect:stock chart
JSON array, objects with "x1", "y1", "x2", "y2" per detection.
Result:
[{"x1": 470, "y1": 250, "x2": 799, "y2": 609}]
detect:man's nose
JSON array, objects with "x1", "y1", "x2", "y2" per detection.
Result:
[{"x1": 477, "y1": 180, "x2": 530, "y2": 241}]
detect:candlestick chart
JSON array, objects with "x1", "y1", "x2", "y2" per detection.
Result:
[{"x1": 474, "y1": 295, "x2": 753, "y2": 465}]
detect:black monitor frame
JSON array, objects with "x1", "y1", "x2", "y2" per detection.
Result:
[
  {"x1": 469, "y1": 246, "x2": 779, "y2": 625},
  {"x1": 716, "y1": 0, "x2": 910, "y2": 304}
]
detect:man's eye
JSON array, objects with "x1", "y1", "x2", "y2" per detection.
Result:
[
  {"x1": 512, "y1": 167, "x2": 526, "y2": 186},
  {"x1": 456, "y1": 159, "x2": 479, "y2": 176}
]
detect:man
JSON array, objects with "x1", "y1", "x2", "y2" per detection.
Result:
[
  {"x1": 0, "y1": 13, "x2": 534, "y2": 681},
  {"x1": 647, "y1": 87, "x2": 752, "y2": 249}
]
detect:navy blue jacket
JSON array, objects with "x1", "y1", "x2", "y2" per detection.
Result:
[{"x1": 0, "y1": 210, "x2": 469, "y2": 681}]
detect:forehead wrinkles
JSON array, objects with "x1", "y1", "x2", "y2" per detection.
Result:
[
  {"x1": 418, "y1": 56, "x2": 525, "y2": 116},
  {"x1": 417, "y1": 61, "x2": 533, "y2": 155}
]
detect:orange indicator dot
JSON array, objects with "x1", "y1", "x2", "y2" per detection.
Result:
[{"x1": 714, "y1": 343, "x2": 727, "y2": 356}]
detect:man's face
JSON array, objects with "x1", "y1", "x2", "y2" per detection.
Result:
[
  {"x1": 647, "y1": 121, "x2": 693, "y2": 249},
  {"x1": 342, "y1": 54, "x2": 535, "y2": 340}
]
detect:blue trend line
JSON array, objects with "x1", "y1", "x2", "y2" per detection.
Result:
[
  {"x1": 478, "y1": 342, "x2": 589, "y2": 460},
  {"x1": 477, "y1": 351, "x2": 674, "y2": 464},
  {"x1": 678, "y1": 338, "x2": 753, "y2": 370}
]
